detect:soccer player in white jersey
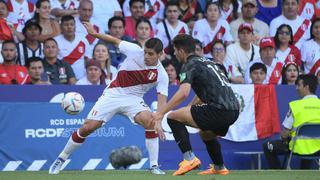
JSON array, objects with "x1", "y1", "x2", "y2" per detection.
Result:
[
  {"x1": 269, "y1": 0, "x2": 311, "y2": 49},
  {"x1": 49, "y1": 22, "x2": 169, "y2": 175}
]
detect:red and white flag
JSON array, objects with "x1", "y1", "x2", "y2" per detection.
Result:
[{"x1": 223, "y1": 85, "x2": 281, "y2": 142}]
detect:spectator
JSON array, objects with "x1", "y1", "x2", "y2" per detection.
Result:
[
  {"x1": 263, "y1": 74, "x2": 320, "y2": 169},
  {"x1": 226, "y1": 23, "x2": 260, "y2": 83},
  {"x1": 211, "y1": 40, "x2": 242, "y2": 83},
  {"x1": 317, "y1": 69, "x2": 320, "y2": 84},
  {"x1": 124, "y1": 0, "x2": 146, "y2": 39},
  {"x1": 155, "y1": 1, "x2": 189, "y2": 60},
  {"x1": 281, "y1": 62, "x2": 299, "y2": 85},
  {"x1": 33, "y1": 0, "x2": 60, "y2": 42},
  {"x1": 270, "y1": 0, "x2": 311, "y2": 49},
  {"x1": 50, "y1": 0, "x2": 79, "y2": 18},
  {"x1": 26, "y1": 56, "x2": 51, "y2": 85},
  {"x1": 178, "y1": 0, "x2": 203, "y2": 32},
  {"x1": 76, "y1": 59, "x2": 108, "y2": 85},
  {"x1": 6, "y1": 0, "x2": 35, "y2": 32},
  {"x1": 92, "y1": 43, "x2": 117, "y2": 81},
  {"x1": 16, "y1": 19, "x2": 43, "y2": 66},
  {"x1": 301, "y1": 18, "x2": 320, "y2": 75},
  {"x1": 192, "y1": 2, "x2": 233, "y2": 58},
  {"x1": 194, "y1": 38, "x2": 204, "y2": 56},
  {"x1": 75, "y1": 0, "x2": 99, "y2": 52},
  {"x1": 0, "y1": 40, "x2": 29, "y2": 85},
  {"x1": 245, "y1": 37, "x2": 282, "y2": 84},
  {"x1": 42, "y1": 38, "x2": 76, "y2": 84},
  {"x1": 298, "y1": 0, "x2": 320, "y2": 21},
  {"x1": 105, "y1": 16, "x2": 132, "y2": 68},
  {"x1": 91, "y1": 0, "x2": 122, "y2": 33},
  {"x1": 123, "y1": 0, "x2": 165, "y2": 30},
  {"x1": 161, "y1": 59, "x2": 179, "y2": 85},
  {"x1": 274, "y1": 24, "x2": 302, "y2": 69},
  {"x1": 216, "y1": 0, "x2": 241, "y2": 23},
  {"x1": 135, "y1": 17, "x2": 152, "y2": 48},
  {"x1": 230, "y1": 0, "x2": 269, "y2": 44},
  {"x1": 255, "y1": 0, "x2": 282, "y2": 25},
  {"x1": 54, "y1": 15, "x2": 90, "y2": 80},
  {"x1": 249, "y1": 62, "x2": 267, "y2": 84}
]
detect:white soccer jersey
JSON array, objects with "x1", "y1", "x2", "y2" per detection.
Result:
[
  {"x1": 192, "y1": 18, "x2": 233, "y2": 58},
  {"x1": 50, "y1": 0, "x2": 79, "y2": 10},
  {"x1": 299, "y1": 0, "x2": 316, "y2": 20},
  {"x1": 245, "y1": 58, "x2": 283, "y2": 84},
  {"x1": 155, "y1": 20, "x2": 189, "y2": 54},
  {"x1": 105, "y1": 41, "x2": 169, "y2": 98},
  {"x1": 270, "y1": 15, "x2": 311, "y2": 49},
  {"x1": 301, "y1": 39, "x2": 320, "y2": 75},
  {"x1": 6, "y1": 0, "x2": 35, "y2": 31},
  {"x1": 54, "y1": 34, "x2": 90, "y2": 80},
  {"x1": 275, "y1": 45, "x2": 302, "y2": 66},
  {"x1": 122, "y1": 0, "x2": 164, "y2": 30},
  {"x1": 75, "y1": 17, "x2": 99, "y2": 53}
]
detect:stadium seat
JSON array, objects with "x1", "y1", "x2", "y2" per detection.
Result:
[{"x1": 286, "y1": 123, "x2": 320, "y2": 170}]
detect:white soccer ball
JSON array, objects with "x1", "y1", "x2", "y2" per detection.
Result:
[{"x1": 61, "y1": 92, "x2": 85, "y2": 115}]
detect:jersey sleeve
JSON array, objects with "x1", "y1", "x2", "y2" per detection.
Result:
[
  {"x1": 179, "y1": 62, "x2": 196, "y2": 84},
  {"x1": 118, "y1": 41, "x2": 144, "y2": 66},
  {"x1": 156, "y1": 68, "x2": 169, "y2": 96}
]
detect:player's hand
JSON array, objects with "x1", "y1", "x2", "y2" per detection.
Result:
[
  {"x1": 83, "y1": 22, "x2": 97, "y2": 36},
  {"x1": 154, "y1": 120, "x2": 166, "y2": 141}
]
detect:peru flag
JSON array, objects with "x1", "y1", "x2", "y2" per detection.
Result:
[{"x1": 223, "y1": 85, "x2": 281, "y2": 142}]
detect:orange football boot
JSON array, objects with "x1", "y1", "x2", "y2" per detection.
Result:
[
  {"x1": 173, "y1": 157, "x2": 201, "y2": 176},
  {"x1": 197, "y1": 164, "x2": 229, "y2": 175}
]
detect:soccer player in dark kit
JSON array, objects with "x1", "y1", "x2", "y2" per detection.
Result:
[{"x1": 152, "y1": 34, "x2": 240, "y2": 176}]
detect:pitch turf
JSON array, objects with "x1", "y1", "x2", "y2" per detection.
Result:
[{"x1": 0, "y1": 170, "x2": 319, "y2": 180}]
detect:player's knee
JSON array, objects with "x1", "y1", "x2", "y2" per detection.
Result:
[
  {"x1": 80, "y1": 120, "x2": 102, "y2": 136},
  {"x1": 199, "y1": 130, "x2": 216, "y2": 141}
]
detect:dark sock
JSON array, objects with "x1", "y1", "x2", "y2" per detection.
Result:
[
  {"x1": 203, "y1": 138, "x2": 224, "y2": 166},
  {"x1": 167, "y1": 118, "x2": 192, "y2": 153}
]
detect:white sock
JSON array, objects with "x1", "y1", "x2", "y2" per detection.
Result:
[
  {"x1": 58, "y1": 130, "x2": 85, "y2": 160},
  {"x1": 146, "y1": 136, "x2": 159, "y2": 168}
]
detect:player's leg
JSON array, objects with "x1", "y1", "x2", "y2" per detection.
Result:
[
  {"x1": 197, "y1": 131, "x2": 229, "y2": 175},
  {"x1": 166, "y1": 106, "x2": 201, "y2": 176}
]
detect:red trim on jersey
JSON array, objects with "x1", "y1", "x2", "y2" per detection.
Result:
[
  {"x1": 109, "y1": 69, "x2": 158, "y2": 88},
  {"x1": 145, "y1": 131, "x2": 158, "y2": 138},
  {"x1": 293, "y1": 19, "x2": 310, "y2": 45},
  {"x1": 7, "y1": 0, "x2": 13, "y2": 12},
  {"x1": 86, "y1": 25, "x2": 99, "y2": 44},
  {"x1": 70, "y1": 1, "x2": 75, "y2": 9},
  {"x1": 72, "y1": 131, "x2": 85, "y2": 143},
  {"x1": 28, "y1": 2, "x2": 34, "y2": 13},
  {"x1": 269, "y1": 62, "x2": 283, "y2": 84},
  {"x1": 226, "y1": 14, "x2": 232, "y2": 23},
  {"x1": 309, "y1": 58, "x2": 320, "y2": 75},
  {"x1": 0, "y1": 18, "x2": 13, "y2": 40},
  {"x1": 284, "y1": 45, "x2": 302, "y2": 66},
  {"x1": 144, "y1": 1, "x2": 160, "y2": 18},
  {"x1": 203, "y1": 26, "x2": 225, "y2": 54},
  {"x1": 63, "y1": 41, "x2": 85, "y2": 65},
  {"x1": 181, "y1": 0, "x2": 197, "y2": 22},
  {"x1": 178, "y1": 27, "x2": 186, "y2": 34}
]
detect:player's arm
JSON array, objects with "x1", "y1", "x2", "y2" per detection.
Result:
[
  {"x1": 83, "y1": 22, "x2": 121, "y2": 47},
  {"x1": 189, "y1": 95, "x2": 202, "y2": 106}
]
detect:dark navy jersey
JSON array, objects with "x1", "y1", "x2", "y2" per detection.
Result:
[{"x1": 179, "y1": 55, "x2": 239, "y2": 110}]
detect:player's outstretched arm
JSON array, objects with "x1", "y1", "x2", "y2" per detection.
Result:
[{"x1": 83, "y1": 22, "x2": 121, "y2": 47}]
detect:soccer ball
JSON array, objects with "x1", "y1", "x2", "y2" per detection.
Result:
[{"x1": 61, "y1": 92, "x2": 85, "y2": 115}]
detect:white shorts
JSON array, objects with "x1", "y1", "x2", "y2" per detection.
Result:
[{"x1": 87, "y1": 93, "x2": 150, "y2": 123}]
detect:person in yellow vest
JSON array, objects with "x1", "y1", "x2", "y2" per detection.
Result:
[{"x1": 263, "y1": 74, "x2": 320, "y2": 169}]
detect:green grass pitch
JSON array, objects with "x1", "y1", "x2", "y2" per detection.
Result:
[{"x1": 1, "y1": 170, "x2": 320, "y2": 180}]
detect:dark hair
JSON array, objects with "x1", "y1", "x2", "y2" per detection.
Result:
[
  {"x1": 22, "y1": 19, "x2": 42, "y2": 35},
  {"x1": 296, "y1": 74, "x2": 318, "y2": 93},
  {"x1": 61, "y1": 15, "x2": 75, "y2": 24},
  {"x1": 135, "y1": 17, "x2": 152, "y2": 30},
  {"x1": 26, "y1": 57, "x2": 43, "y2": 68},
  {"x1": 145, "y1": 38, "x2": 163, "y2": 54},
  {"x1": 162, "y1": 58, "x2": 176, "y2": 68},
  {"x1": 108, "y1": 16, "x2": 126, "y2": 29},
  {"x1": 0, "y1": 0, "x2": 6, "y2": 6},
  {"x1": 194, "y1": 38, "x2": 203, "y2": 48},
  {"x1": 250, "y1": 62, "x2": 267, "y2": 74},
  {"x1": 211, "y1": 40, "x2": 226, "y2": 52},
  {"x1": 274, "y1": 24, "x2": 293, "y2": 48},
  {"x1": 129, "y1": 0, "x2": 145, "y2": 8},
  {"x1": 282, "y1": 0, "x2": 299, "y2": 5},
  {"x1": 218, "y1": 0, "x2": 238, "y2": 19},
  {"x1": 1, "y1": 40, "x2": 16, "y2": 49},
  {"x1": 205, "y1": 1, "x2": 220, "y2": 13},
  {"x1": 44, "y1": 37, "x2": 58, "y2": 46},
  {"x1": 33, "y1": 0, "x2": 50, "y2": 22},
  {"x1": 79, "y1": 0, "x2": 93, "y2": 8},
  {"x1": 165, "y1": 0, "x2": 179, "y2": 14},
  {"x1": 309, "y1": 18, "x2": 320, "y2": 40},
  {"x1": 281, "y1": 62, "x2": 299, "y2": 84},
  {"x1": 172, "y1": 34, "x2": 195, "y2": 54}
]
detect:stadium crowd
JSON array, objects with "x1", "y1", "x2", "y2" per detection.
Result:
[{"x1": 0, "y1": 0, "x2": 319, "y2": 85}]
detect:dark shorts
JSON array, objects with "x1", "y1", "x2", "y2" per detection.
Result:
[{"x1": 190, "y1": 104, "x2": 239, "y2": 136}]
